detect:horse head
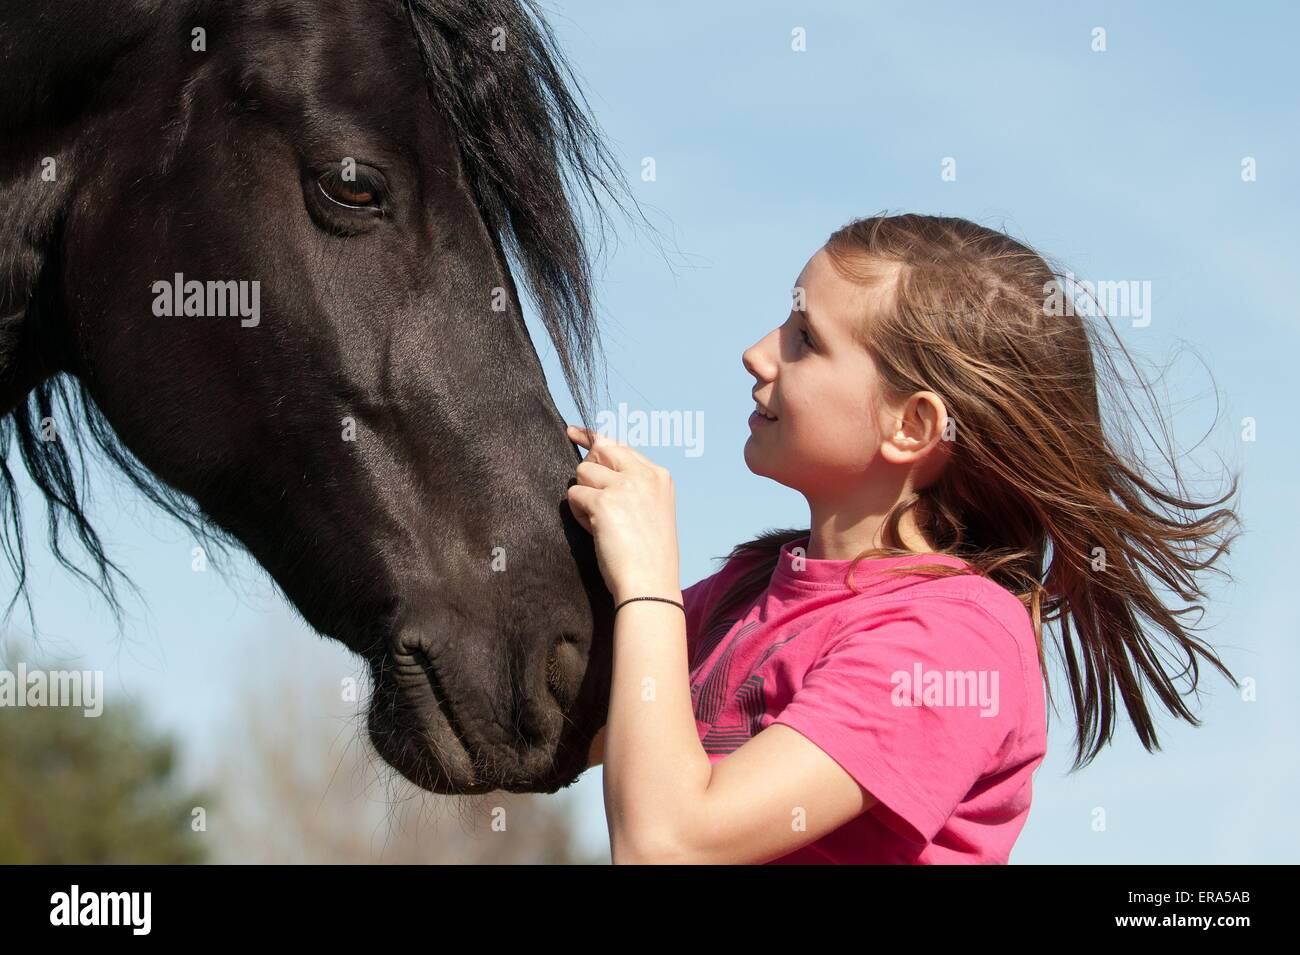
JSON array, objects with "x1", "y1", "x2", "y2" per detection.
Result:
[{"x1": 0, "y1": 0, "x2": 628, "y2": 794}]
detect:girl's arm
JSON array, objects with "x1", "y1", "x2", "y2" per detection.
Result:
[
  {"x1": 603, "y1": 597, "x2": 878, "y2": 865},
  {"x1": 586, "y1": 724, "x2": 606, "y2": 768},
  {"x1": 563, "y1": 425, "x2": 877, "y2": 862},
  {"x1": 600, "y1": 596, "x2": 710, "y2": 863},
  {"x1": 668, "y1": 723, "x2": 879, "y2": 864}
]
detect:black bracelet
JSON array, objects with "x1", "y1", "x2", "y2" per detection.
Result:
[{"x1": 614, "y1": 595, "x2": 686, "y2": 615}]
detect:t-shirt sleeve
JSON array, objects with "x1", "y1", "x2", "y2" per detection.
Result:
[
  {"x1": 681, "y1": 574, "x2": 716, "y2": 635},
  {"x1": 770, "y1": 595, "x2": 1024, "y2": 846}
]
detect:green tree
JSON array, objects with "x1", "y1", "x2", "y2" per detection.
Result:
[{"x1": 0, "y1": 657, "x2": 210, "y2": 864}]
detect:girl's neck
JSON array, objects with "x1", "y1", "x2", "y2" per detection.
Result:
[{"x1": 805, "y1": 510, "x2": 935, "y2": 561}]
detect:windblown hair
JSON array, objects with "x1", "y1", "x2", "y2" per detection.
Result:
[
  {"x1": 700, "y1": 212, "x2": 1243, "y2": 772},
  {"x1": 0, "y1": 0, "x2": 638, "y2": 631}
]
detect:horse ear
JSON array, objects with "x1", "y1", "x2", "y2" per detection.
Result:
[
  {"x1": 0, "y1": 164, "x2": 76, "y2": 417},
  {"x1": 0, "y1": 325, "x2": 30, "y2": 419},
  {"x1": 0, "y1": 297, "x2": 49, "y2": 418},
  {"x1": 0, "y1": 1, "x2": 163, "y2": 129},
  {"x1": 0, "y1": 2, "x2": 161, "y2": 416}
]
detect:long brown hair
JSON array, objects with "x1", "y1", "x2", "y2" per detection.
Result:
[{"x1": 702, "y1": 212, "x2": 1242, "y2": 772}]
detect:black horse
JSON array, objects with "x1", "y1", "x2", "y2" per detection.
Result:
[{"x1": 0, "y1": 0, "x2": 637, "y2": 795}]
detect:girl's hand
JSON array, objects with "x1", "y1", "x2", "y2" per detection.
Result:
[{"x1": 565, "y1": 425, "x2": 681, "y2": 605}]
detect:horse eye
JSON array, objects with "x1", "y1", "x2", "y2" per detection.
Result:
[
  {"x1": 302, "y1": 161, "x2": 389, "y2": 234},
  {"x1": 320, "y1": 180, "x2": 375, "y2": 207},
  {"x1": 316, "y1": 169, "x2": 383, "y2": 210}
]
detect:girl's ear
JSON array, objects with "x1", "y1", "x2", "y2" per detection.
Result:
[{"x1": 880, "y1": 392, "x2": 949, "y2": 467}]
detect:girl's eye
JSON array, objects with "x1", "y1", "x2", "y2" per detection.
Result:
[{"x1": 800, "y1": 326, "x2": 814, "y2": 350}]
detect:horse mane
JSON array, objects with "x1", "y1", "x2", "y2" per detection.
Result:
[
  {"x1": 0, "y1": 0, "x2": 651, "y2": 634},
  {"x1": 403, "y1": 0, "x2": 640, "y2": 428}
]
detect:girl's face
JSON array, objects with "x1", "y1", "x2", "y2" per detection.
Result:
[{"x1": 741, "y1": 247, "x2": 903, "y2": 500}]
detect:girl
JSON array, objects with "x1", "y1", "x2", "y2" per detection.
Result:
[{"x1": 564, "y1": 212, "x2": 1241, "y2": 865}]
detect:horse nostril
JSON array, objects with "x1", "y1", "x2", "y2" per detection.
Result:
[{"x1": 545, "y1": 633, "x2": 582, "y2": 708}]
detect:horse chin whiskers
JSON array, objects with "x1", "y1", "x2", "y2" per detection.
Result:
[{"x1": 369, "y1": 644, "x2": 490, "y2": 789}]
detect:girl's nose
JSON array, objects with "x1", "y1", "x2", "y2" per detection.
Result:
[{"x1": 742, "y1": 327, "x2": 779, "y2": 381}]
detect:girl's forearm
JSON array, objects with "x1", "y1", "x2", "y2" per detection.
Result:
[{"x1": 602, "y1": 592, "x2": 713, "y2": 863}]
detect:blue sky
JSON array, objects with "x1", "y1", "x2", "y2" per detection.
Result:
[{"x1": 4, "y1": 0, "x2": 1296, "y2": 862}]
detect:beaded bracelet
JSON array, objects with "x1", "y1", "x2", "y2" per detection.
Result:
[{"x1": 614, "y1": 595, "x2": 686, "y2": 615}]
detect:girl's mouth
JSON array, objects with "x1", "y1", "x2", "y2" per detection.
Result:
[{"x1": 749, "y1": 410, "x2": 777, "y2": 428}]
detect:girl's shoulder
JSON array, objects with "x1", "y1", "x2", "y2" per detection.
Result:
[
  {"x1": 946, "y1": 570, "x2": 1034, "y2": 643},
  {"x1": 876, "y1": 561, "x2": 1032, "y2": 638},
  {"x1": 833, "y1": 566, "x2": 1037, "y2": 677}
]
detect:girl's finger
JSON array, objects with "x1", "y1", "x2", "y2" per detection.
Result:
[
  {"x1": 564, "y1": 483, "x2": 597, "y2": 531},
  {"x1": 574, "y1": 458, "x2": 617, "y2": 488},
  {"x1": 568, "y1": 424, "x2": 662, "y2": 472},
  {"x1": 566, "y1": 425, "x2": 633, "y2": 471},
  {"x1": 566, "y1": 424, "x2": 593, "y2": 449}
]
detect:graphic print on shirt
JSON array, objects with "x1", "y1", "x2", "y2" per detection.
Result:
[
  {"x1": 687, "y1": 616, "x2": 740, "y2": 679},
  {"x1": 690, "y1": 619, "x2": 802, "y2": 757}
]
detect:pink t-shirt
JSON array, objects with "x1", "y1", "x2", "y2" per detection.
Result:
[{"x1": 681, "y1": 534, "x2": 1047, "y2": 864}]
